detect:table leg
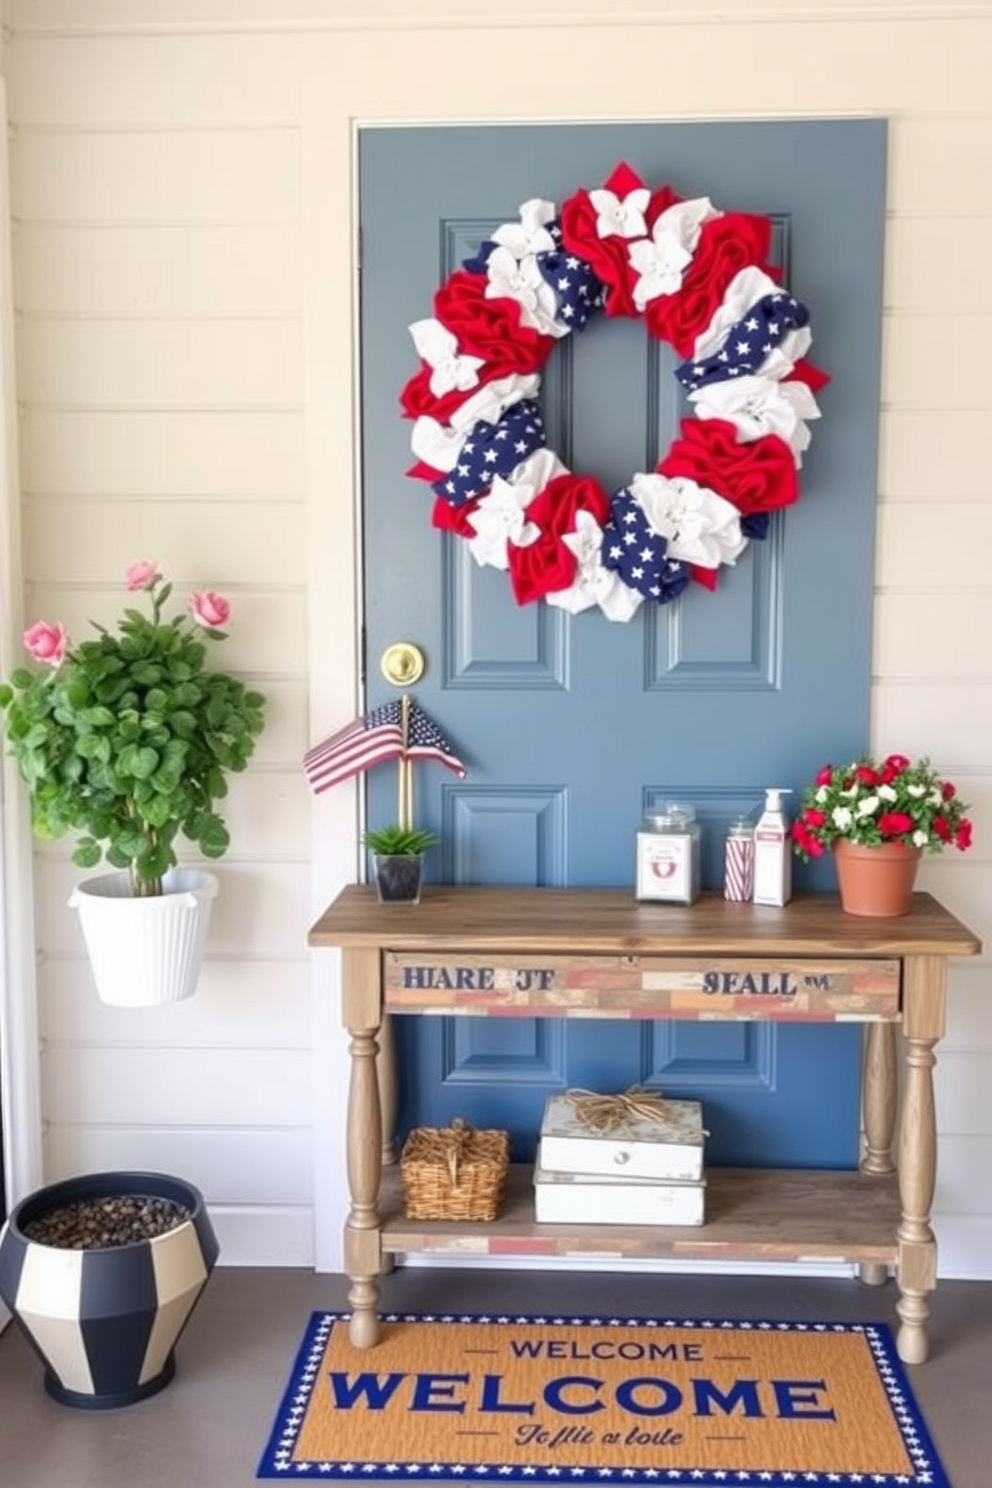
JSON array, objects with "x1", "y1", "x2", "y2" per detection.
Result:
[
  {"x1": 378, "y1": 1012, "x2": 398, "y2": 1166},
  {"x1": 859, "y1": 1021, "x2": 897, "y2": 1286},
  {"x1": 862, "y1": 1022, "x2": 897, "y2": 1175},
  {"x1": 895, "y1": 1034, "x2": 938, "y2": 1363},
  {"x1": 345, "y1": 1023, "x2": 383, "y2": 1348},
  {"x1": 894, "y1": 954, "x2": 946, "y2": 1364},
  {"x1": 376, "y1": 1013, "x2": 398, "y2": 1276}
]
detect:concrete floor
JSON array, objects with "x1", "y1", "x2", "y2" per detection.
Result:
[{"x1": 0, "y1": 1265, "x2": 989, "y2": 1487}]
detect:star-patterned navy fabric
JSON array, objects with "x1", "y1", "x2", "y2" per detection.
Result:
[
  {"x1": 537, "y1": 249, "x2": 605, "y2": 332},
  {"x1": 674, "y1": 292, "x2": 811, "y2": 393},
  {"x1": 600, "y1": 487, "x2": 691, "y2": 605},
  {"x1": 430, "y1": 399, "x2": 547, "y2": 508}
]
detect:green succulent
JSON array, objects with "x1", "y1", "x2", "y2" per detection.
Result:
[{"x1": 362, "y1": 824, "x2": 438, "y2": 857}]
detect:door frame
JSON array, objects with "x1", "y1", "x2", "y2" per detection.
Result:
[{"x1": 0, "y1": 75, "x2": 43, "y2": 1324}]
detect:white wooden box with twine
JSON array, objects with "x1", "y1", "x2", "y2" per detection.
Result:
[{"x1": 539, "y1": 1086, "x2": 708, "y2": 1183}]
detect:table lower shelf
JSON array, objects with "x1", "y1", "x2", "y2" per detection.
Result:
[{"x1": 378, "y1": 1162, "x2": 901, "y2": 1265}]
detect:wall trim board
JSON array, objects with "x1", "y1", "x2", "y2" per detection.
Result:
[{"x1": 6, "y1": 0, "x2": 992, "y2": 40}]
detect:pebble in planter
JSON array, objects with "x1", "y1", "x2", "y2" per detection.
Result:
[{"x1": 0, "y1": 1171, "x2": 219, "y2": 1409}]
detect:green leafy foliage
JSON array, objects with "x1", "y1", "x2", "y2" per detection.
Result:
[
  {"x1": 362, "y1": 824, "x2": 438, "y2": 857},
  {"x1": 1, "y1": 570, "x2": 267, "y2": 896}
]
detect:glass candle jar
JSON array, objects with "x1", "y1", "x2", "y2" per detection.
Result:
[{"x1": 635, "y1": 803, "x2": 701, "y2": 904}]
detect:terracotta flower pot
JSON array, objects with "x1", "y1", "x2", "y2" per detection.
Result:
[{"x1": 833, "y1": 839, "x2": 922, "y2": 917}]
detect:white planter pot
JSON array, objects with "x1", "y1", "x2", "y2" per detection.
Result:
[{"x1": 69, "y1": 869, "x2": 219, "y2": 1008}]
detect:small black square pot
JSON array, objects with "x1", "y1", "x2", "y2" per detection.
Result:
[
  {"x1": 0, "y1": 1171, "x2": 219, "y2": 1409},
  {"x1": 373, "y1": 853, "x2": 424, "y2": 904}
]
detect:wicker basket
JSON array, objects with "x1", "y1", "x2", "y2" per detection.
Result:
[{"x1": 400, "y1": 1117, "x2": 510, "y2": 1221}]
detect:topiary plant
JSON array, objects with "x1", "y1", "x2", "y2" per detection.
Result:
[{"x1": 0, "y1": 561, "x2": 267, "y2": 896}]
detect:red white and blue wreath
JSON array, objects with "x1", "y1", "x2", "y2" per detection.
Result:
[{"x1": 400, "y1": 161, "x2": 830, "y2": 622}]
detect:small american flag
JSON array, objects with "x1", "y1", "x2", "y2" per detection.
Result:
[{"x1": 303, "y1": 699, "x2": 466, "y2": 796}]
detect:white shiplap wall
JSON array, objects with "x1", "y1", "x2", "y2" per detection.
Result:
[{"x1": 1, "y1": 0, "x2": 990, "y2": 1275}]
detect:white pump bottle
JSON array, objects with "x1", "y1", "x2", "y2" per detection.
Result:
[{"x1": 752, "y1": 787, "x2": 793, "y2": 906}]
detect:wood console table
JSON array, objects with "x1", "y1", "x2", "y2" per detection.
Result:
[{"x1": 309, "y1": 885, "x2": 980, "y2": 1362}]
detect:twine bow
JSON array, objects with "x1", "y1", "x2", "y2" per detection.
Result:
[{"x1": 564, "y1": 1085, "x2": 670, "y2": 1134}]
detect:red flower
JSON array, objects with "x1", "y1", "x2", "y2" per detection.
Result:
[
  {"x1": 815, "y1": 765, "x2": 834, "y2": 787},
  {"x1": 644, "y1": 212, "x2": 776, "y2": 356},
  {"x1": 431, "y1": 496, "x2": 479, "y2": 538},
  {"x1": 878, "y1": 762, "x2": 898, "y2": 784},
  {"x1": 803, "y1": 808, "x2": 827, "y2": 828},
  {"x1": 956, "y1": 819, "x2": 973, "y2": 850},
  {"x1": 508, "y1": 473, "x2": 611, "y2": 605},
  {"x1": 942, "y1": 781, "x2": 957, "y2": 800},
  {"x1": 400, "y1": 366, "x2": 479, "y2": 425},
  {"x1": 878, "y1": 812, "x2": 913, "y2": 837},
  {"x1": 560, "y1": 162, "x2": 681, "y2": 320},
  {"x1": 658, "y1": 418, "x2": 797, "y2": 517},
  {"x1": 934, "y1": 815, "x2": 954, "y2": 844},
  {"x1": 791, "y1": 820, "x2": 825, "y2": 857},
  {"x1": 399, "y1": 274, "x2": 555, "y2": 425},
  {"x1": 855, "y1": 765, "x2": 878, "y2": 785},
  {"x1": 885, "y1": 753, "x2": 911, "y2": 773},
  {"x1": 786, "y1": 358, "x2": 832, "y2": 396}
]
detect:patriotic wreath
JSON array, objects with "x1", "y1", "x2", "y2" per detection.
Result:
[{"x1": 400, "y1": 161, "x2": 830, "y2": 622}]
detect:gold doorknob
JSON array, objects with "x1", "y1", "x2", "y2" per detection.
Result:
[{"x1": 380, "y1": 642, "x2": 426, "y2": 687}]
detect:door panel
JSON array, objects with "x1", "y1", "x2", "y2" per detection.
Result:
[{"x1": 360, "y1": 120, "x2": 886, "y2": 1167}]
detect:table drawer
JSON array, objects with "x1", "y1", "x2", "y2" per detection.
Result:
[{"x1": 383, "y1": 953, "x2": 901, "y2": 1021}]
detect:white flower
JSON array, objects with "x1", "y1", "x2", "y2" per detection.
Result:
[
  {"x1": 485, "y1": 246, "x2": 560, "y2": 335},
  {"x1": 466, "y1": 474, "x2": 540, "y2": 569},
  {"x1": 913, "y1": 829, "x2": 930, "y2": 848},
  {"x1": 627, "y1": 198, "x2": 719, "y2": 308},
  {"x1": 815, "y1": 785, "x2": 830, "y2": 805},
  {"x1": 629, "y1": 234, "x2": 691, "y2": 307},
  {"x1": 878, "y1": 784, "x2": 898, "y2": 802},
  {"x1": 928, "y1": 790, "x2": 943, "y2": 806},
  {"x1": 547, "y1": 510, "x2": 611, "y2": 616},
  {"x1": 907, "y1": 783, "x2": 927, "y2": 798},
  {"x1": 630, "y1": 472, "x2": 747, "y2": 570},
  {"x1": 856, "y1": 796, "x2": 879, "y2": 817},
  {"x1": 589, "y1": 185, "x2": 650, "y2": 239},
  {"x1": 490, "y1": 198, "x2": 557, "y2": 259},
  {"x1": 832, "y1": 806, "x2": 854, "y2": 831},
  {"x1": 408, "y1": 319, "x2": 484, "y2": 398},
  {"x1": 689, "y1": 375, "x2": 821, "y2": 465}
]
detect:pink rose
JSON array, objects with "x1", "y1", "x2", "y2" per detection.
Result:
[
  {"x1": 190, "y1": 591, "x2": 231, "y2": 629},
  {"x1": 125, "y1": 559, "x2": 161, "y2": 591},
  {"x1": 23, "y1": 620, "x2": 69, "y2": 668}
]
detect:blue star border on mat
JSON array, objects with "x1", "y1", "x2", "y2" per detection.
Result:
[{"x1": 256, "y1": 1311, "x2": 951, "y2": 1486}]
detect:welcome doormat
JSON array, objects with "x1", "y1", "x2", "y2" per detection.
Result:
[{"x1": 257, "y1": 1311, "x2": 950, "y2": 1485}]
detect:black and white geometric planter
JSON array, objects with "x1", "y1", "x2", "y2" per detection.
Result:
[{"x1": 0, "y1": 1171, "x2": 219, "y2": 1409}]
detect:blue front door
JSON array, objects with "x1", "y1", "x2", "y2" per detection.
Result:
[{"x1": 359, "y1": 120, "x2": 887, "y2": 1166}]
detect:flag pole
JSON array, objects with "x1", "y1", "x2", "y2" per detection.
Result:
[{"x1": 399, "y1": 694, "x2": 412, "y2": 831}]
